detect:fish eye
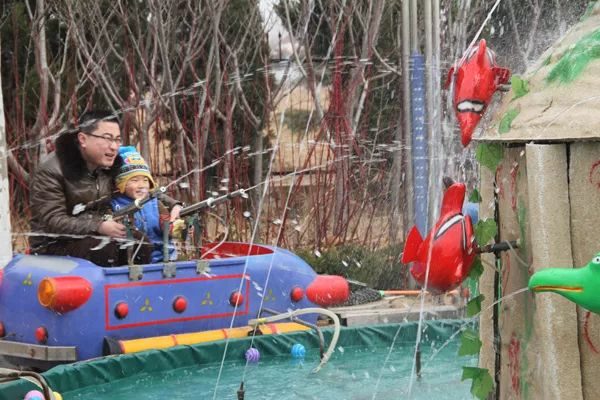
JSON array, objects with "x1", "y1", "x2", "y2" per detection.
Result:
[
  {"x1": 457, "y1": 101, "x2": 485, "y2": 114},
  {"x1": 593, "y1": 255, "x2": 600, "y2": 265},
  {"x1": 457, "y1": 101, "x2": 472, "y2": 112}
]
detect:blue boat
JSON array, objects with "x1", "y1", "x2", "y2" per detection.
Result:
[{"x1": 0, "y1": 242, "x2": 349, "y2": 370}]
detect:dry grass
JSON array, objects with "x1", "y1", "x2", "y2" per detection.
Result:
[{"x1": 11, "y1": 216, "x2": 30, "y2": 253}]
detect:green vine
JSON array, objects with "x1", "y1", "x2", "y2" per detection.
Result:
[
  {"x1": 467, "y1": 294, "x2": 485, "y2": 317},
  {"x1": 469, "y1": 257, "x2": 484, "y2": 280},
  {"x1": 462, "y1": 367, "x2": 494, "y2": 399},
  {"x1": 468, "y1": 189, "x2": 482, "y2": 203},
  {"x1": 511, "y1": 76, "x2": 529, "y2": 100},
  {"x1": 476, "y1": 143, "x2": 503, "y2": 172},
  {"x1": 459, "y1": 192, "x2": 496, "y2": 399},
  {"x1": 498, "y1": 108, "x2": 520, "y2": 134},
  {"x1": 474, "y1": 218, "x2": 498, "y2": 246},
  {"x1": 459, "y1": 328, "x2": 482, "y2": 355},
  {"x1": 546, "y1": 28, "x2": 600, "y2": 84}
]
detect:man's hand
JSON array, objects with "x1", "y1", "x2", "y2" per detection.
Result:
[
  {"x1": 98, "y1": 220, "x2": 127, "y2": 238},
  {"x1": 170, "y1": 205, "x2": 183, "y2": 222}
]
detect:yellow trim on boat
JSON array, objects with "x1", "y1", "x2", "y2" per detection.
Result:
[{"x1": 119, "y1": 322, "x2": 311, "y2": 354}]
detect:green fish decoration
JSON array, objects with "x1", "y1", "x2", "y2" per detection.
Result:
[{"x1": 529, "y1": 253, "x2": 600, "y2": 314}]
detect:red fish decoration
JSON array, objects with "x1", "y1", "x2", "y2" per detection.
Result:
[
  {"x1": 401, "y1": 183, "x2": 476, "y2": 293},
  {"x1": 446, "y1": 39, "x2": 511, "y2": 146}
]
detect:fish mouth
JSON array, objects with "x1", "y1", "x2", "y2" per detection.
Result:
[
  {"x1": 456, "y1": 112, "x2": 482, "y2": 146},
  {"x1": 457, "y1": 100, "x2": 485, "y2": 114},
  {"x1": 531, "y1": 285, "x2": 583, "y2": 293}
]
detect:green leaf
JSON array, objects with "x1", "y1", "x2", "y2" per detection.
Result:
[
  {"x1": 469, "y1": 257, "x2": 484, "y2": 280},
  {"x1": 475, "y1": 143, "x2": 503, "y2": 172},
  {"x1": 475, "y1": 218, "x2": 498, "y2": 246},
  {"x1": 459, "y1": 328, "x2": 482, "y2": 356},
  {"x1": 461, "y1": 366, "x2": 482, "y2": 381},
  {"x1": 498, "y1": 107, "x2": 520, "y2": 134},
  {"x1": 472, "y1": 370, "x2": 494, "y2": 400},
  {"x1": 467, "y1": 294, "x2": 485, "y2": 317},
  {"x1": 462, "y1": 367, "x2": 494, "y2": 400},
  {"x1": 511, "y1": 76, "x2": 529, "y2": 100},
  {"x1": 468, "y1": 189, "x2": 482, "y2": 203}
]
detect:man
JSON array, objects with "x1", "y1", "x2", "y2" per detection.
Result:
[{"x1": 29, "y1": 110, "x2": 180, "y2": 266}]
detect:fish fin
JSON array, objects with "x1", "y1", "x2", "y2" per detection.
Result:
[
  {"x1": 454, "y1": 261, "x2": 464, "y2": 282},
  {"x1": 440, "y1": 183, "x2": 466, "y2": 217},
  {"x1": 402, "y1": 226, "x2": 423, "y2": 264},
  {"x1": 444, "y1": 67, "x2": 455, "y2": 89},
  {"x1": 477, "y1": 39, "x2": 487, "y2": 66},
  {"x1": 464, "y1": 214, "x2": 475, "y2": 250},
  {"x1": 493, "y1": 67, "x2": 511, "y2": 85},
  {"x1": 461, "y1": 217, "x2": 467, "y2": 250}
]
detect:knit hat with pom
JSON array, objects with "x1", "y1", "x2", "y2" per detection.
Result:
[{"x1": 115, "y1": 146, "x2": 156, "y2": 193}]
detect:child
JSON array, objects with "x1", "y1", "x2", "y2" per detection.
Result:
[{"x1": 111, "y1": 146, "x2": 178, "y2": 263}]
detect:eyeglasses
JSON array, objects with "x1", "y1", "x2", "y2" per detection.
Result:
[{"x1": 85, "y1": 132, "x2": 122, "y2": 145}]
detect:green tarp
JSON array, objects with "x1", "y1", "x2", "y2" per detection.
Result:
[{"x1": 0, "y1": 319, "x2": 469, "y2": 400}]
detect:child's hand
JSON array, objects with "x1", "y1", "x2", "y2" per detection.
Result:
[{"x1": 171, "y1": 219, "x2": 186, "y2": 240}]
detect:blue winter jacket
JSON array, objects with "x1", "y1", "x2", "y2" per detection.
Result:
[{"x1": 111, "y1": 195, "x2": 176, "y2": 263}]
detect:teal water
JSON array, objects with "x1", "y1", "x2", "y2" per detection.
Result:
[{"x1": 64, "y1": 341, "x2": 476, "y2": 400}]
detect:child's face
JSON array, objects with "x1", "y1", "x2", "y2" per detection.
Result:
[{"x1": 124, "y1": 176, "x2": 151, "y2": 199}]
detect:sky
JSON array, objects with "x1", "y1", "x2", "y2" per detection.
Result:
[{"x1": 258, "y1": 0, "x2": 296, "y2": 59}]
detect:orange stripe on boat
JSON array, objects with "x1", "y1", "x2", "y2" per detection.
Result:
[
  {"x1": 117, "y1": 323, "x2": 310, "y2": 354},
  {"x1": 268, "y1": 323, "x2": 279, "y2": 334}
]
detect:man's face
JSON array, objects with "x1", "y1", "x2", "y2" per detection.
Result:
[
  {"x1": 124, "y1": 176, "x2": 151, "y2": 200},
  {"x1": 78, "y1": 121, "x2": 121, "y2": 169}
]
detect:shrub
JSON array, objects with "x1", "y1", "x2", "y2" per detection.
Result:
[{"x1": 296, "y1": 243, "x2": 409, "y2": 290}]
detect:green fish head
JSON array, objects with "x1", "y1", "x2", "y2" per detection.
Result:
[{"x1": 528, "y1": 253, "x2": 600, "y2": 314}]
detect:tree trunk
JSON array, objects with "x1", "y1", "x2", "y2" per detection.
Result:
[
  {"x1": 31, "y1": 0, "x2": 49, "y2": 166},
  {"x1": 0, "y1": 37, "x2": 13, "y2": 265}
]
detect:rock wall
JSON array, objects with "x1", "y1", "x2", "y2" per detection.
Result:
[{"x1": 478, "y1": 143, "x2": 600, "y2": 399}]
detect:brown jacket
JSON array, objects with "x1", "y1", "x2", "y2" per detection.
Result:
[
  {"x1": 29, "y1": 129, "x2": 121, "y2": 250},
  {"x1": 29, "y1": 130, "x2": 178, "y2": 250}
]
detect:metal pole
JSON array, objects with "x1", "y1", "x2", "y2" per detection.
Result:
[
  {"x1": 410, "y1": 0, "x2": 418, "y2": 53},
  {"x1": 401, "y1": 0, "x2": 414, "y2": 240},
  {"x1": 424, "y1": 0, "x2": 438, "y2": 227},
  {"x1": 409, "y1": 0, "x2": 429, "y2": 236},
  {"x1": 432, "y1": 0, "x2": 442, "y2": 213},
  {"x1": 433, "y1": 0, "x2": 441, "y2": 116},
  {"x1": 416, "y1": 345, "x2": 422, "y2": 378},
  {"x1": 0, "y1": 36, "x2": 13, "y2": 267},
  {"x1": 410, "y1": 61, "x2": 428, "y2": 236},
  {"x1": 493, "y1": 188, "x2": 502, "y2": 400}
]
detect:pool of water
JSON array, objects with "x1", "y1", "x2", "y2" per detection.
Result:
[{"x1": 64, "y1": 340, "x2": 476, "y2": 399}]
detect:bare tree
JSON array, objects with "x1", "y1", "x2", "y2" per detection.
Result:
[
  {"x1": 2, "y1": 0, "x2": 590, "y2": 254},
  {"x1": 52, "y1": 0, "x2": 268, "y2": 204}
]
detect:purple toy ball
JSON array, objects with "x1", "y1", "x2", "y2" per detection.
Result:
[
  {"x1": 24, "y1": 390, "x2": 44, "y2": 400},
  {"x1": 245, "y1": 347, "x2": 260, "y2": 363}
]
